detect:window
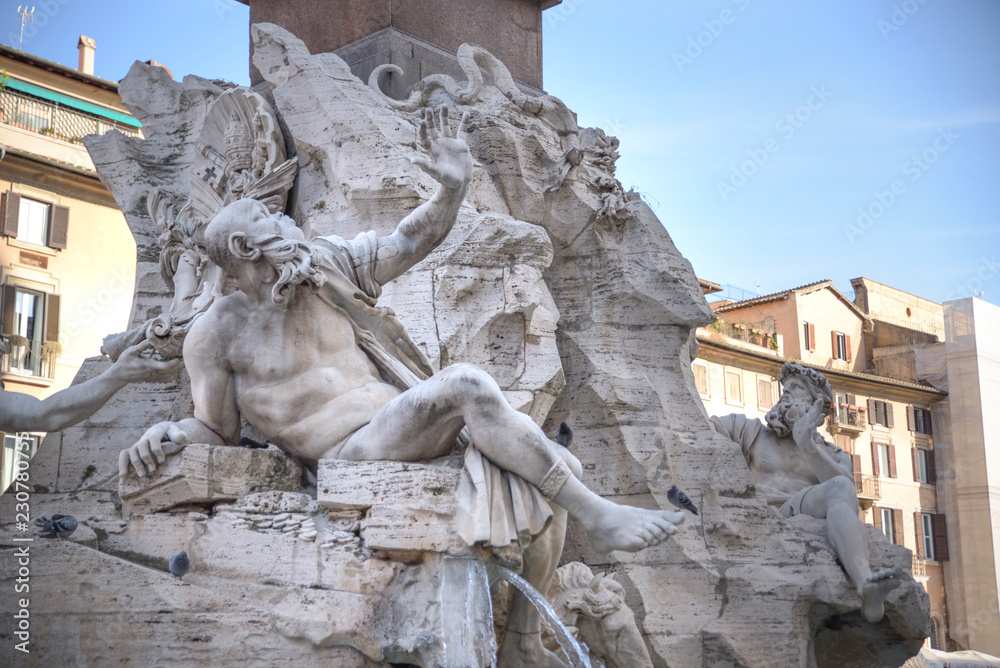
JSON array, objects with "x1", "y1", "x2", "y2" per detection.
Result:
[
  {"x1": 874, "y1": 506, "x2": 903, "y2": 544},
  {"x1": 725, "y1": 369, "x2": 742, "y2": 405},
  {"x1": 915, "y1": 512, "x2": 949, "y2": 561},
  {"x1": 913, "y1": 448, "x2": 936, "y2": 484},
  {"x1": 922, "y1": 514, "x2": 935, "y2": 560},
  {"x1": 868, "y1": 399, "x2": 894, "y2": 428},
  {"x1": 757, "y1": 376, "x2": 774, "y2": 410},
  {"x1": 880, "y1": 508, "x2": 894, "y2": 540},
  {"x1": 802, "y1": 322, "x2": 816, "y2": 352},
  {"x1": 907, "y1": 406, "x2": 932, "y2": 435},
  {"x1": 2, "y1": 432, "x2": 39, "y2": 494},
  {"x1": 831, "y1": 331, "x2": 851, "y2": 362},
  {"x1": 1, "y1": 285, "x2": 60, "y2": 378},
  {"x1": 693, "y1": 363, "x2": 709, "y2": 397},
  {"x1": 2, "y1": 192, "x2": 69, "y2": 250},
  {"x1": 872, "y1": 441, "x2": 896, "y2": 478}
]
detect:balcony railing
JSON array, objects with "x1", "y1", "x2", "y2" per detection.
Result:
[
  {"x1": 0, "y1": 87, "x2": 141, "y2": 146},
  {"x1": 832, "y1": 403, "x2": 867, "y2": 431},
  {"x1": 854, "y1": 473, "x2": 880, "y2": 501},
  {"x1": 706, "y1": 318, "x2": 779, "y2": 351},
  {"x1": 1, "y1": 336, "x2": 57, "y2": 380},
  {"x1": 912, "y1": 555, "x2": 926, "y2": 577}
]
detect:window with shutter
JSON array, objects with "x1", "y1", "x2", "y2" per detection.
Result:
[
  {"x1": 887, "y1": 444, "x2": 897, "y2": 478},
  {"x1": 926, "y1": 450, "x2": 937, "y2": 484},
  {"x1": 892, "y1": 508, "x2": 904, "y2": 546},
  {"x1": 2, "y1": 192, "x2": 21, "y2": 236},
  {"x1": 873, "y1": 506, "x2": 883, "y2": 532},
  {"x1": 913, "y1": 512, "x2": 924, "y2": 557},
  {"x1": 1, "y1": 284, "x2": 60, "y2": 378},
  {"x1": 931, "y1": 514, "x2": 949, "y2": 561}
]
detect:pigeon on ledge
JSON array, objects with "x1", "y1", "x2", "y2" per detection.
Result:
[{"x1": 35, "y1": 514, "x2": 78, "y2": 540}]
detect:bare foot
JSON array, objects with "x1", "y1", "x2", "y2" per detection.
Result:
[
  {"x1": 861, "y1": 564, "x2": 902, "y2": 622},
  {"x1": 583, "y1": 499, "x2": 685, "y2": 554},
  {"x1": 498, "y1": 630, "x2": 568, "y2": 668}
]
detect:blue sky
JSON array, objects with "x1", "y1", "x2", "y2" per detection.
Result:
[{"x1": 5, "y1": 0, "x2": 998, "y2": 307}]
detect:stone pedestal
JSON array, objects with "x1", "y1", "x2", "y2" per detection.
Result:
[{"x1": 119, "y1": 444, "x2": 302, "y2": 513}]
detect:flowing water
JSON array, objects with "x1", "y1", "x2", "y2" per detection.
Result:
[
  {"x1": 441, "y1": 557, "x2": 498, "y2": 667},
  {"x1": 493, "y1": 565, "x2": 593, "y2": 668}
]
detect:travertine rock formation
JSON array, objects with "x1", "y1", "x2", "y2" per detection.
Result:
[{"x1": 0, "y1": 23, "x2": 929, "y2": 667}]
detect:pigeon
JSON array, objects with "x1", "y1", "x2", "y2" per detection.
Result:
[
  {"x1": 667, "y1": 485, "x2": 699, "y2": 515},
  {"x1": 555, "y1": 422, "x2": 574, "y2": 447},
  {"x1": 35, "y1": 514, "x2": 78, "y2": 540},
  {"x1": 169, "y1": 551, "x2": 191, "y2": 579}
]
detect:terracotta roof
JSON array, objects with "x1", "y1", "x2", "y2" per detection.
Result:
[
  {"x1": 0, "y1": 44, "x2": 120, "y2": 90},
  {"x1": 714, "y1": 279, "x2": 868, "y2": 321}
]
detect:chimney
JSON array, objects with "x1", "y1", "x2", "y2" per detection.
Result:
[{"x1": 77, "y1": 35, "x2": 96, "y2": 75}]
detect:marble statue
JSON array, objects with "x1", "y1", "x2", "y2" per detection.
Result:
[
  {"x1": 118, "y1": 107, "x2": 685, "y2": 667},
  {"x1": 711, "y1": 361, "x2": 903, "y2": 623},
  {"x1": 546, "y1": 562, "x2": 654, "y2": 668},
  {"x1": 0, "y1": 339, "x2": 180, "y2": 434}
]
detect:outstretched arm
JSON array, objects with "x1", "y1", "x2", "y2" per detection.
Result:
[
  {"x1": 0, "y1": 342, "x2": 181, "y2": 434},
  {"x1": 372, "y1": 107, "x2": 473, "y2": 285}
]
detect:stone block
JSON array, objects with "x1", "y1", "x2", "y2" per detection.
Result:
[
  {"x1": 119, "y1": 444, "x2": 302, "y2": 513},
  {"x1": 317, "y1": 459, "x2": 460, "y2": 513}
]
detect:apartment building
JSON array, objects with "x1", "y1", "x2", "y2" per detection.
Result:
[
  {"x1": 0, "y1": 38, "x2": 140, "y2": 492},
  {"x1": 695, "y1": 278, "x2": 951, "y2": 649}
]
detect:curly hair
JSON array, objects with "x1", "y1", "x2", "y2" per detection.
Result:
[{"x1": 248, "y1": 232, "x2": 326, "y2": 307}]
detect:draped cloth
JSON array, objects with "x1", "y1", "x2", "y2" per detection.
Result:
[{"x1": 311, "y1": 232, "x2": 554, "y2": 547}]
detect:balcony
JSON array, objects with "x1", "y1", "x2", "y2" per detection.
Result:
[
  {"x1": 1, "y1": 336, "x2": 58, "y2": 380},
  {"x1": 912, "y1": 555, "x2": 926, "y2": 578},
  {"x1": 0, "y1": 87, "x2": 141, "y2": 146},
  {"x1": 831, "y1": 403, "x2": 867, "y2": 434},
  {"x1": 705, "y1": 317, "x2": 780, "y2": 353},
  {"x1": 854, "y1": 473, "x2": 880, "y2": 509}
]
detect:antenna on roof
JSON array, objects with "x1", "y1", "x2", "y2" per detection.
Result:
[{"x1": 16, "y1": 6, "x2": 34, "y2": 51}]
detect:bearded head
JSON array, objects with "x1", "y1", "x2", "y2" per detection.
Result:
[
  {"x1": 202, "y1": 199, "x2": 325, "y2": 308},
  {"x1": 765, "y1": 361, "x2": 833, "y2": 437}
]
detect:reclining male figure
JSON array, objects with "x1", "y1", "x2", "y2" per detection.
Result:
[{"x1": 120, "y1": 108, "x2": 684, "y2": 666}]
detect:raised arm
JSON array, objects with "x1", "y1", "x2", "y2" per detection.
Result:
[
  {"x1": 119, "y1": 309, "x2": 240, "y2": 477},
  {"x1": 793, "y1": 397, "x2": 854, "y2": 482},
  {"x1": 372, "y1": 106, "x2": 473, "y2": 285},
  {"x1": 0, "y1": 341, "x2": 181, "y2": 434}
]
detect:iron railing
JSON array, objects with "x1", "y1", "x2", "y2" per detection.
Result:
[
  {"x1": 1, "y1": 336, "x2": 56, "y2": 379},
  {"x1": 854, "y1": 473, "x2": 881, "y2": 500},
  {"x1": 833, "y1": 403, "x2": 867, "y2": 430},
  {"x1": 0, "y1": 87, "x2": 140, "y2": 146},
  {"x1": 912, "y1": 555, "x2": 926, "y2": 577}
]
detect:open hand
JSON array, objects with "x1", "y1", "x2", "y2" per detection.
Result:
[
  {"x1": 411, "y1": 106, "x2": 473, "y2": 190},
  {"x1": 114, "y1": 340, "x2": 183, "y2": 383},
  {"x1": 119, "y1": 421, "x2": 189, "y2": 477},
  {"x1": 792, "y1": 396, "x2": 828, "y2": 447}
]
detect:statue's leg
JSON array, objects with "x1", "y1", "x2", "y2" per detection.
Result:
[
  {"x1": 336, "y1": 364, "x2": 684, "y2": 553},
  {"x1": 498, "y1": 450, "x2": 577, "y2": 668},
  {"x1": 797, "y1": 477, "x2": 902, "y2": 622}
]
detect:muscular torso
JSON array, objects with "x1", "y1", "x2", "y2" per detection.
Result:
[
  {"x1": 200, "y1": 290, "x2": 402, "y2": 462},
  {"x1": 746, "y1": 433, "x2": 828, "y2": 495}
]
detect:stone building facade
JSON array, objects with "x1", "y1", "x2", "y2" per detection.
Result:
[{"x1": 0, "y1": 39, "x2": 141, "y2": 492}]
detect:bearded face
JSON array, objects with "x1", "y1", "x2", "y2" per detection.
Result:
[{"x1": 765, "y1": 393, "x2": 811, "y2": 438}]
